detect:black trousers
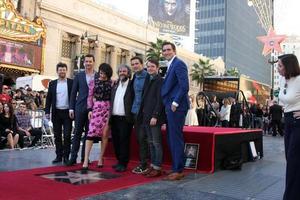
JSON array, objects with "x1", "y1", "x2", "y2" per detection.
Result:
[
  {"x1": 196, "y1": 108, "x2": 205, "y2": 126},
  {"x1": 271, "y1": 119, "x2": 283, "y2": 136},
  {"x1": 111, "y1": 115, "x2": 133, "y2": 167},
  {"x1": 18, "y1": 128, "x2": 42, "y2": 148},
  {"x1": 283, "y1": 112, "x2": 300, "y2": 200},
  {"x1": 53, "y1": 109, "x2": 72, "y2": 159},
  {"x1": 70, "y1": 109, "x2": 88, "y2": 162},
  {"x1": 221, "y1": 120, "x2": 229, "y2": 127}
]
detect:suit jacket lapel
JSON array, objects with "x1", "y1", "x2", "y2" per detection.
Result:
[
  {"x1": 67, "y1": 78, "x2": 72, "y2": 98},
  {"x1": 53, "y1": 79, "x2": 58, "y2": 108},
  {"x1": 83, "y1": 72, "x2": 88, "y2": 88}
]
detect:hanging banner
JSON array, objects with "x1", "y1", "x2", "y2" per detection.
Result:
[{"x1": 148, "y1": 0, "x2": 190, "y2": 36}]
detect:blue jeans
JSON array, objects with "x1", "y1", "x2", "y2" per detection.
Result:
[
  {"x1": 143, "y1": 124, "x2": 163, "y2": 169},
  {"x1": 283, "y1": 111, "x2": 300, "y2": 200}
]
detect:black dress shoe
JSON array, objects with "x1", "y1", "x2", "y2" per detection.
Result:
[
  {"x1": 112, "y1": 163, "x2": 119, "y2": 169},
  {"x1": 115, "y1": 165, "x2": 126, "y2": 172},
  {"x1": 66, "y1": 159, "x2": 77, "y2": 166},
  {"x1": 63, "y1": 158, "x2": 69, "y2": 165},
  {"x1": 52, "y1": 157, "x2": 62, "y2": 164}
]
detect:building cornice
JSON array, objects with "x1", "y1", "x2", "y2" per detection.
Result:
[{"x1": 39, "y1": 0, "x2": 158, "y2": 46}]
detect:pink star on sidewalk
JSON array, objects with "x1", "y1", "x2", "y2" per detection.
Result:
[{"x1": 257, "y1": 27, "x2": 286, "y2": 56}]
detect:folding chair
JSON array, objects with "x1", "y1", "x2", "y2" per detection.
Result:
[
  {"x1": 29, "y1": 109, "x2": 55, "y2": 148},
  {"x1": 41, "y1": 120, "x2": 55, "y2": 147}
]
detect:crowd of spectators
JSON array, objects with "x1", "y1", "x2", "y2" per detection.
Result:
[
  {"x1": 0, "y1": 84, "x2": 46, "y2": 149},
  {"x1": 185, "y1": 94, "x2": 284, "y2": 136}
]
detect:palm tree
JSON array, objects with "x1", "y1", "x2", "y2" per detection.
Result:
[
  {"x1": 146, "y1": 38, "x2": 167, "y2": 61},
  {"x1": 226, "y1": 67, "x2": 240, "y2": 77},
  {"x1": 190, "y1": 58, "x2": 216, "y2": 89}
]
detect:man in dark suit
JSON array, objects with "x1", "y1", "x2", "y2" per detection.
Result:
[
  {"x1": 229, "y1": 97, "x2": 243, "y2": 128},
  {"x1": 110, "y1": 64, "x2": 134, "y2": 172},
  {"x1": 67, "y1": 54, "x2": 95, "y2": 166},
  {"x1": 161, "y1": 41, "x2": 189, "y2": 180},
  {"x1": 269, "y1": 100, "x2": 283, "y2": 136},
  {"x1": 45, "y1": 62, "x2": 73, "y2": 164}
]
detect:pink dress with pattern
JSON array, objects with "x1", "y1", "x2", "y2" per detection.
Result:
[{"x1": 87, "y1": 77, "x2": 112, "y2": 139}]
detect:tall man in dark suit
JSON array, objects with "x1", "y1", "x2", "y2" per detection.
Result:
[
  {"x1": 161, "y1": 42, "x2": 189, "y2": 180},
  {"x1": 45, "y1": 62, "x2": 73, "y2": 164},
  {"x1": 67, "y1": 54, "x2": 95, "y2": 166},
  {"x1": 110, "y1": 64, "x2": 134, "y2": 172}
]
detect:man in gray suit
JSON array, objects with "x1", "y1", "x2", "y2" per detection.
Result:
[{"x1": 67, "y1": 54, "x2": 95, "y2": 166}]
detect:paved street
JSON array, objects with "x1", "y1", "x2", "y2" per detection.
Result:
[{"x1": 0, "y1": 135, "x2": 285, "y2": 200}]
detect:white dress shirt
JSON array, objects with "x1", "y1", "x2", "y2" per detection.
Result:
[
  {"x1": 166, "y1": 55, "x2": 176, "y2": 74},
  {"x1": 56, "y1": 79, "x2": 69, "y2": 109},
  {"x1": 86, "y1": 73, "x2": 95, "y2": 86},
  {"x1": 112, "y1": 80, "x2": 129, "y2": 116}
]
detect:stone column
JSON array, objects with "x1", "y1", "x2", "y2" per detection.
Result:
[
  {"x1": 127, "y1": 51, "x2": 136, "y2": 64},
  {"x1": 98, "y1": 42, "x2": 106, "y2": 64},
  {"x1": 94, "y1": 45, "x2": 101, "y2": 70},
  {"x1": 110, "y1": 47, "x2": 122, "y2": 78}
]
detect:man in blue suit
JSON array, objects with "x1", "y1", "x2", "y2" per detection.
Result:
[
  {"x1": 161, "y1": 41, "x2": 189, "y2": 181},
  {"x1": 67, "y1": 54, "x2": 96, "y2": 166}
]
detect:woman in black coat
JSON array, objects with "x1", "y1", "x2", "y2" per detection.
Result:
[{"x1": 0, "y1": 103, "x2": 19, "y2": 149}]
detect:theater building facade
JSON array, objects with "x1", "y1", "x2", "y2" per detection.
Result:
[
  {"x1": 8, "y1": 0, "x2": 224, "y2": 93},
  {"x1": 0, "y1": 0, "x2": 46, "y2": 84}
]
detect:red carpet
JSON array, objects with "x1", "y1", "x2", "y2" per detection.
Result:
[{"x1": 0, "y1": 158, "x2": 169, "y2": 200}]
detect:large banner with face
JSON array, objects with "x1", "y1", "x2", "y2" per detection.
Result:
[
  {"x1": 148, "y1": 0, "x2": 190, "y2": 36},
  {"x1": 0, "y1": 38, "x2": 42, "y2": 71}
]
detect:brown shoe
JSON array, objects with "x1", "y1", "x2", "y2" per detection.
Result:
[
  {"x1": 163, "y1": 172, "x2": 184, "y2": 181},
  {"x1": 142, "y1": 167, "x2": 153, "y2": 176},
  {"x1": 146, "y1": 169, "x2": 162, "y2": 177}
]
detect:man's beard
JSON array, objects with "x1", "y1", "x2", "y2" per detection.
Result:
[
  {"x1": 59, "y1": 74, "x2": 66, "y2": 79},
  {"x1": 120, "y1": 76, "x2": 128, "y2": 82}
]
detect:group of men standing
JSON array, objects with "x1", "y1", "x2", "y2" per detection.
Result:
[{"x1": 45, "y1": 41, "x2": 189, "y2": 181}]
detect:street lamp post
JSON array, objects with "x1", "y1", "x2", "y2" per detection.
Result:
[
  {"x1": 80, "y1": 31, "x2": 99, "y2": 54},
  {"x1": 268, "y1": 51, "x2": 276, "y2": 100},
  {"x1": 269, "y1": 0, "x2": 275, "y2": 100}
]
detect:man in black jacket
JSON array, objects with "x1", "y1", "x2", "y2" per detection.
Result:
[
  {"x1": 45, "y1": 62, "x2": 73, "y2": 164},
  {"x1": 269, "y1": 100, "x2": 283, "y2": 136},
  {"x1": 110, "y1": 64, "x2": 134, "y2": 172},
  {"x1": 138, "y1": 59, "x2": 165, "y2": 177},
  {"x1": 229, "y1": 97, "x2": 243, "y2": 128}
]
